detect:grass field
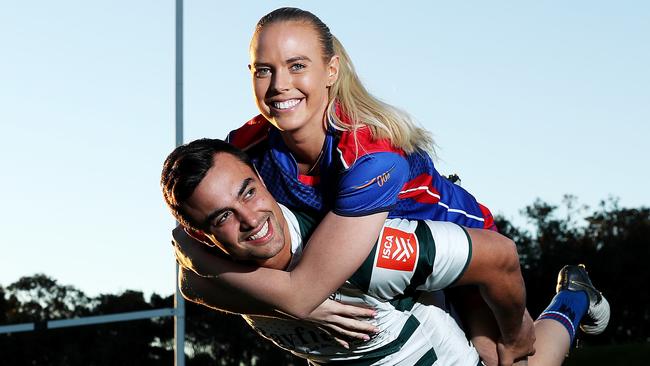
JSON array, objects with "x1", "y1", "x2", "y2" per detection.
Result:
[{"x1": 563, "y1": 343, "x2": 650, "y2": 365}]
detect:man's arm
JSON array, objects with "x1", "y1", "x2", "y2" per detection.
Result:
[
  {"x1": 179, "y1": 259, "x2": 379, "y2": 345},
  {"x1": 453, "y1": 228, "x2": 535, "y2": 364},
  {"x1": 175, "y1": 222, "x2": 380, "y2": 339},
  {"x1": 179, "y1": 266, "x2": 280, "y2": 316}
]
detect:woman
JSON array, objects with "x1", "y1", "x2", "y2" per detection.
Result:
[
  {"x1": 229, "y1": 8, "x2": 496, "y2": 231},
  {"x1": 229, "y1": 5, "x2": 511, "y2": 357},
  {"x1": 179, "y1": 7, "x2": 606, "y2": 365}
]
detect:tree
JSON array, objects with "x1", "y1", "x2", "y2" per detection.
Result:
[
  {"x1": 0, "y1": 275, "x2": 298, "y2": 365},
  {"x1": 583, "y1": 199, "x2": 650, "y2": 344},
  {"x1": 497, "y1": 196, "x2": 650, "y2": 346}
]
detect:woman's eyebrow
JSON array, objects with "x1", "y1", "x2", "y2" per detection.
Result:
[{"x1": 286, "y1": 55, "x2": 311, "y2": 63}]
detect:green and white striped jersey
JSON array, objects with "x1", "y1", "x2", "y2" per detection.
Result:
[{"x1": 243, "y1": 205, "x2": 480, "y2": 365}]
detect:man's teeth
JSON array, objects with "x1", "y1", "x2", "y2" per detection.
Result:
[
  {"x1": 248, "y1": 220, "x2": 269, "y2": 241},
  {"x1": 273, "y1": 99, "x2": 300, "y2": 110}
]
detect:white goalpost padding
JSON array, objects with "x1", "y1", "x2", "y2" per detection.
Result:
[{"x1": 0, "y1": 308, "x2": 176, "y2": 334}]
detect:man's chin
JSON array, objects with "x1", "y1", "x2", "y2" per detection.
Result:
[{"x1": 254, "y1": 250, "x2": 287, "y2": 270}]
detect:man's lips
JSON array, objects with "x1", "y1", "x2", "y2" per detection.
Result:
[{"x1": 244, "y1": 218, "x2": 273, "y2": 244}]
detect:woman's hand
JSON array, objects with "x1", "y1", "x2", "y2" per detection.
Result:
[{"x1": 305, "y1": 299, "x2": 379, "y2": 349}]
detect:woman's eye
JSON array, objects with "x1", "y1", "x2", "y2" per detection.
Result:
[{"x1": 290, "y1": 63, "x2": 305, "y2": 72}]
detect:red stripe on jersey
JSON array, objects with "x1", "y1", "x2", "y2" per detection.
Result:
[
  {"x1": 228, "y1": 114, "x2": 271, "y2": 151},
  {"x1": 335, "y1": 103, "x2": 355, "y2": 125},
  {"x1": 479, "y1": 203, "x2": 498, "y2": 232},
  {"x1": 398, "y1": 174, "x2": 441, "y2": 204},
  {"x1": 298, "y1": 174, "x2": 320, "y2": 186},
  {"x1": 337, "y1": 127, "x2": 404, "y2": 167}
]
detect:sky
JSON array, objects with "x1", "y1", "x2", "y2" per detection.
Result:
[{"x1": 1, "y1": 1, "x2": 648, "y2": 298}]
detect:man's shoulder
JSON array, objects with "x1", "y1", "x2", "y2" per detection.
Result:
[{"x1": 279, "y1": 204, "x2": 320, "y2": 242}]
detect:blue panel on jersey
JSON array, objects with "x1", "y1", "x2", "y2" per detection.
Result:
[{"x1": 334, "y1": 152, "x2": 409, "y2": 216}]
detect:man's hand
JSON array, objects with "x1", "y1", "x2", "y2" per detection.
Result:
[
  {"x1": 304, "y1": 299, "x2": 379, "y2": 349},
  {"x1": 497, "y1": 309, "x2": 536, "y2": 366},
  {"x1": 172, "y1": 225, "x2": 219, "y2": 276}
]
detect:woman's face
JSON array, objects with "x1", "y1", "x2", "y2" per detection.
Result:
[{"x1": 249, "y1": 21, "x2": 338, "y2": 135}]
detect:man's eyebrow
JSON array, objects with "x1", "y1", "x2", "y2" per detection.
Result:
[
  {"x1": 237, "y1": 177, "x2": 254, "y2": 197},
  {"x1": 204, "y1": 177, "x2": 254, "y2": 226}
]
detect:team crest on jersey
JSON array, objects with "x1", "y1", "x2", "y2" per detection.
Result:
[
  {"x1": 376, "y1": 227, "x2": 417, "y2": 271},
  {"x1": 352, "y1": 167, "x2": 394, "y2": 190}
]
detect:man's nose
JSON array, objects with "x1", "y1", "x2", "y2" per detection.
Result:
[{"x1": 238, "y1": 207, "x2": 260, "y2": 230}]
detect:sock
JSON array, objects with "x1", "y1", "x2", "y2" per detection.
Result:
[{"x1": 537, "y1": 290, "x2": 588, "y2": 343}]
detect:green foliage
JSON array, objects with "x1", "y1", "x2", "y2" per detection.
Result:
[
  {"x1": 0, "y1": 277, "x2": 173, "y2": 365},
  {"x1": 496, "y1": 196, "x2": 650, "y2": 346},
  {"x1": 0, "y1": 275, "x2": 299, "y2": 365}
]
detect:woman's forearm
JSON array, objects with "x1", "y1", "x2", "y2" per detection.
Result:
[
  {"x1": 220, "y1": 211, "x2": 388, "y2": 318},
  {"x1": 176, "y1": 212, "x2": 388, "y2": 319}
]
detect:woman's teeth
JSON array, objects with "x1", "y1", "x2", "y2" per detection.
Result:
[{"x1": 273, "y1": 99, "x2": 300, "y2": 110}]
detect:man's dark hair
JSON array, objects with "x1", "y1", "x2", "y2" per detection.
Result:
[{"x1": 161, "y1": 138, "x2": 255, "y2": 231}]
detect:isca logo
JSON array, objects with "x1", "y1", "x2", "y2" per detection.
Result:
[{"x1": 376, "y1": 227, "x2": 417, "y2": 271}]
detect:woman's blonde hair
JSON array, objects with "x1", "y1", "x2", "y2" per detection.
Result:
[{"x1": 254, "y1": 7, "x2": 436, "y2": 157}]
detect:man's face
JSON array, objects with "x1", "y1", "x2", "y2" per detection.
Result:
[{"x1": 183, "y1": 152, "x2": 289, "y2": 269}]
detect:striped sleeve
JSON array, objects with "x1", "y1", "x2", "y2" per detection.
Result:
[{"x1": 416, "y1": 221, "x2": 472, "y2": 291}]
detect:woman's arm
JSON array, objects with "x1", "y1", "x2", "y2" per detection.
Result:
[{"x1": 175, "y1": 211, "x2": 389, "y2": 319}]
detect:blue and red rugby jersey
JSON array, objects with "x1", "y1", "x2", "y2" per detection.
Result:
[{"x1": 226, "y1": 114, "x2": 496, "y2": 231}]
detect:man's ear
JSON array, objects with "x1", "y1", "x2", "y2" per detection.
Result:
[{"x1": 185, "y1": 227, "x2": 216, "y2": 247}]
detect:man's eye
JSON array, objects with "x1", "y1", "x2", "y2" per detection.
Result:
[
  {"x1": 254, "y1": 68, "x2": 271, "y2": 77},
  {"x1": 244, "y1": 188, "x2": 256, "y2": 199},
  {"x1": 290, "y1": 63, "x2": 305, "y2": 72},
  {"x1": 215, "y1": 211, "x2": 231, "y2": 225}
]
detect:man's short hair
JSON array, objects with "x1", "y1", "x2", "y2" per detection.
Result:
[{"x1": 161, "y1": 138, "x2": 255, "y2": 231}]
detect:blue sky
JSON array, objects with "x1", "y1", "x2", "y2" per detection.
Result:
[{"x1": 1, "y1": 1, "x2": 648, "y2": 298}]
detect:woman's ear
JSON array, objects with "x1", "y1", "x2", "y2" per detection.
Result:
[{"x1": 327, "y1": 55, "x2": 340, "y2": 86}]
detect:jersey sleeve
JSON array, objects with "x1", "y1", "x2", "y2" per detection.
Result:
[
  {"x1": 479, "y1": 202, "x2": 497, "y2": 231},
  {"x1": 333, "y1": 152, "x2": 409, "y2": 217},
  {"x1": 415, "y1": 221, "x2": 472, "y2": 291},
  {"x1": 347, "y1": 219, "x2": 472, "y2": 301},
  {"x1": 225, "y1": 114, "x2": 270, "y2": 151}
]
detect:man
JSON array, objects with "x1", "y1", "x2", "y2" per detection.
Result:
[{"x1": 162, "y1": 138, "x2": 609, "y2": 366}]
